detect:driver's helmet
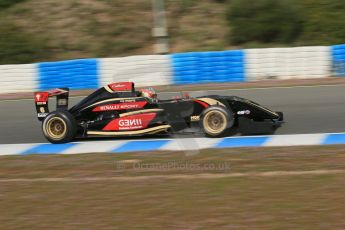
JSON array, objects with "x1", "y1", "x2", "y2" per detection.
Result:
[{"x1": 140, "y1": 88, "x2": 158, "y2": 102}]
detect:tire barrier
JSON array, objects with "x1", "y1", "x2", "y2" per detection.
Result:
[
  {"x1": 171, "y1": 50, "x2": 245, "y2": 84},
  {"x1": 332, "y1": 44, "x2": 345, "y2": 77},
  {"x1": 99, "y1": 55, "x2": 172, "y2": 87},
  {"x1": 245, "y1": 46, "x2": 331, "y2": 80},
  {"x1": 38, "y1": 59, "x2": 99, "y2": 90},
  {"x1": 0, "y1": 64, "x2": 37, "y2": 93},
  {"x1": 0, "y1": 44, "x2": 344, "y2": 94}
]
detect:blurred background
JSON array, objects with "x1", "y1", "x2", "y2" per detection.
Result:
[{"x1": 0, "y1": 0, "x2": 344, "y2": 64}]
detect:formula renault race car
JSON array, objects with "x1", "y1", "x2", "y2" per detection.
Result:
[{"x1": 34, "y1": 82, "x2": 283, "y2": 143}]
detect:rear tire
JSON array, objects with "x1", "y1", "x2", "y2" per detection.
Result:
[
  {"x1": 42, "y1": 111, "x2": 77, "y2": 144},
  {"x1": 201, "y1": 106, "x2": 234, "y2": 137}
]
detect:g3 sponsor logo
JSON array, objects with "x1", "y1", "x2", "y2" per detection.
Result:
[
  {"x1": 119, "y1": 119, "x2": 143, "y2": 127},
  {"x1": 103, "y1": 113, "x2": 157, "y2": 131}
]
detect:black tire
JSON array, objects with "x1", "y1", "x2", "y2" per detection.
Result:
[
  {"x1": 42, "y1": 111, "x2": 77, "y2": 144},
  {"x1": 200, "y1": 106, "x2": 234, "y2": 137}
]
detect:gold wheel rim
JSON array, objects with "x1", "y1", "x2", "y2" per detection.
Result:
[
  {"x1": 203, "y1": 111, "x2": 227, "y2": 135},
  {"x1": 45, "y1": 117, "x2": 67, "y2": 140}
]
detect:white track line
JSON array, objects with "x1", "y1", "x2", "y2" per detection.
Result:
[
  {"x1": 160, "y1": 138, "x2": 220, "y2": 151},
  {"x1": 0, "y1": 144, "x2": 37, "y2": 156},
  {"x1": 264, "y1": 134, "x2": 326, "y2": 147},
  {"x1": 61, "y1": 141, "x2": 125, "y2": 154}
]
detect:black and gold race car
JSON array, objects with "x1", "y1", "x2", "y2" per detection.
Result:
[{"x1": 34, "y1": 82, "x2": 283, "y2": 143}]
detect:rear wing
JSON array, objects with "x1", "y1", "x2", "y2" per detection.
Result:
[{"x1": 34, "y1": 88, "x2": 69, "y2": 121}]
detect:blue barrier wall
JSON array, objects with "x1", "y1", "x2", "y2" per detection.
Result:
[
  {"x1": 38, "y1": 59, "x2": 99, "y2": 90},
  {"x1": 171, "y1": 50, "x2": 245, "y2": 84},
  {"x1": 32, "y1": 45, "x2": 341, "y2": 92},
  {"x1": 332, "y1": 44, "x2": 345, "y2": 77}
]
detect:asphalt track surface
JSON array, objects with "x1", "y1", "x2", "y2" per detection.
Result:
[{"x1": 1, "y1": 84, "x2": 345, "y2": 144}]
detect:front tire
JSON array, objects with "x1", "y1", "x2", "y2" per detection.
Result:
[
  {"x1": 201, "y1": 106, "x2": 234, "y2": 137},
  {"x1": 42, "y1": 111, "x2": 77, "y2": 144}
]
